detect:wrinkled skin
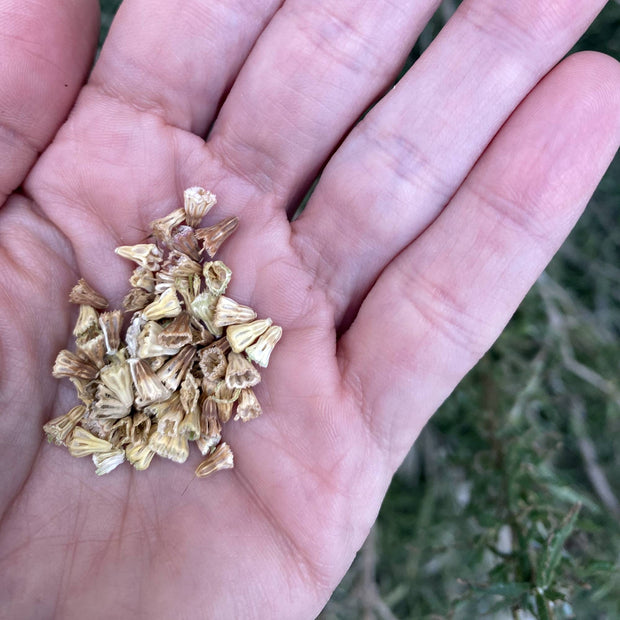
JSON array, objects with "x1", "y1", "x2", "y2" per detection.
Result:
[{"x1": 0, "y1": 1, "x2": 618, "y2": 617}]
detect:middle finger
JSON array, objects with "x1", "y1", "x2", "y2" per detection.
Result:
[
  {"x1": 291, "y1": 0, "x2": 607, "y2": 327},
  {"x1": 207, "y1": 0, "x2": 440, "y2": 207}
]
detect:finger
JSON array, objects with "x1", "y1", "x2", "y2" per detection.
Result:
[
  {"x1": 208, "y1": 0, "x2": 440, "y2": 206},
  {"x1": 292, "y1": 0, "x2": 608, "y2": 327},
  {"x1": 339, "y1": 52, "x2": 620, "y2": 468},
  {"x1": 0, "y1": 195, "x2": 77, "y2": 518},
  {"x1": 0, "y1": 0, "x2": 99, "y2": 203},
  {"x1": 90, "y1": 0, "x2": 283, "y2": 135}
]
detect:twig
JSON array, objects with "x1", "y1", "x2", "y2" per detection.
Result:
[
  {"x1": 570, "y1": 400, "x2": 620, "y2": 518},
  {"x1": 359, "y1": 525, "x2": 398, "y2": 620},
  {"x1": 537, "y1": 278, "x2": 620, "y2": 408}
]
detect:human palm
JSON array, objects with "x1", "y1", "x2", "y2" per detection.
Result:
[{"x1": 1, "y1": 1, "x2": 618, "y2": 617}]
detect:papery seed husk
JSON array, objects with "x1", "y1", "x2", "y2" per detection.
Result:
[
  {"x1": 234, "y1": 388, "x2": 263, "y2": 422},
  {"x1": 93, "y1": 448, "x2": 125, "y2": 475},
  {"x1": 179, "y1": 373, "x2": 201, "y2": 441},
  {"x1": 225, "y1": 318, "x2": 272, "y2": 354},
  {"x1": 245, "y1": 325, "x2": 283, "y2": 368},
  {"x1": 191, "y1": 317, "x2": 215, "y2": 347},
  {"x1": 150, "y1": 208, "x2": 186, "y2": 245},
  {"x1": 67, "y1": 426, "x2": 114, "y2": 457},
  {"x1": 141, "y1": 286, "x2": 182, "y2": 321},
  {"x1": 93, "y1": 384, "x2": 132, "y2": 419},
  {"x1": 164, "y1": 251, "x2": 202, "y2": 278},
  {"x1": 204, "y1": 261, "x2": 232, "y2": 296},
  {"x1": 99, "y1": 310, "x2": 123, "y2": 355},
  {"x1": 148, "y1": 432, "x2": 189, "y2": 464},
  {"x1": 43, "y1": 405, "x2": 86, "y2": 446},
  {"x1": 129, "y1": 266, "x2": 156, "y2": 292},
  {"x1": 159, "y1": 313, "x2": 193, "y2": 348},
  {"x1": 212, "y1": 382, "x2": 240, "y2": 423},
  {"x1": 198, "y1": 346, "x2": 227, "y2": 381},
  {"x1": 123, "y1": 288, "x2": 154, "y2": 312},
  {"x1": 128, "y1": 358, "x2": 172, "y2": 407},
  {"x1": 170, "y1": 225, "x2": 201, "y2": 261},
  {"x1": 108, "y1": 417, "x2": 133, "y2": 447},
  {"x1": 197, "y1": 397, "x2": 221, "y2": 454},
  {"x1": 176, "y1": 273, "x2": 202, "y2": 310},
  {"x1": 69, "y1": 279, "x2": 109, "y2": 309},
  {"x1": 190, "y1": 292, "x2": 223, "y2": 337},
  {"x1": 126, "y1": 442, "x2": 156, "y2": 470},
  {"x1": 99, "y1": 359, "x2": 134, "y2": 408},
  {"x1": 125, "y1": 313, "x2": 146, "y2": 358},
  {"x1": 70, "y1": 376, "x2": 97, "y2": 405},
  {"x1": 195, "y1": 442, "x2": 234, "y2": 477},
  {"x1": 130, "y1": 412, "x2": 152, "y2": 444},
  {"x1": 195, "y1": 216, "x2": 239, "y2": 258},
  {"x1": 73, "y1": 305, "x2": 100, "y2": 339},
  {"x1": 183, "y1": 187, "x2": 217, "y2": 227},
  {"x1": 137, "y1": 321, "x2": 183, "y2": 358},
  {"x1": 225, "y1": 352, "x2": 261, "y2": 390},
  {"x1": 115, "y1": 243, "x2": 163, "y2": 271},
  {"x1": 157, "y1": 345, "x2": 196, "y2": 391},
  {"x1": 76, "y1": 333, "x2": 107, "y2": 369},
  {"x1": 53, "y1": 349, "x2": 99, "y2": 380},
  {"x1": 213, "y1": 295, "x2": 257, "y2": 327},
  {"x1": 142, "y1": 392, "x2": 183, "y2": 419}
]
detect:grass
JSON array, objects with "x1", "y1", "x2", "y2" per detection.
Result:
[{"x1": 98, "y1": 2, "x2": 620, "y2": 618}]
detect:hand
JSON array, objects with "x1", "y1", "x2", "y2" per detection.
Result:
[{"x1": 0, "y1": 0, "x2": 618, "y2": 617}]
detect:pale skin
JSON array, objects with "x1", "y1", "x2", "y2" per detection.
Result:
[{"x1": 0, "y1": 0, "x2": 618, "y2": 617}]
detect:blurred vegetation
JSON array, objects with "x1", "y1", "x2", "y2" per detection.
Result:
[{"x1": 98, "y1": 1, "x2": 619, "y2": 618}]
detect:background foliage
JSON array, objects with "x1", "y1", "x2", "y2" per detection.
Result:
[{"x1": 98, "y1": 2, "x2": 620, "y2": 618}]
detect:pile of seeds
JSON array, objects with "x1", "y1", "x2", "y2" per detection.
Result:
[{"x1": 45, "y1": 187, "x2": 281, "y2": 476}]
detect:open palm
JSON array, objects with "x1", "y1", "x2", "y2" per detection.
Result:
[{"x1": 1, "y1": 0, "x2": 618, "y2": 617}]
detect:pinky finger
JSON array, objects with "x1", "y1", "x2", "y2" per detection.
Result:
[{"x1": 339, "y1": 52, "x2": 620, "y2": 468}]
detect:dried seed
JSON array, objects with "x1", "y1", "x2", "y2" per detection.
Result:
[
  {"x1": 43, "y1": 405, "x2": 86, "y2": 446},
  {"x1": 225, "y1": 318, "x2": 272, "y2": 354},
  {"x1": 126, "y1": 441, "x2": 156, "y2": 470},
  {"x1": 212, "y1": 382, "x2": 240, "y2": 423},
  {"x1": 123, "y1": 288, "x2": 154, "y2": 312},
  {"x1": 69, "y1": 278, "x2": 109, "y2": 309},
  {"x1": 92, "y1": 383, "x2": 132, "y2": 419},
  {"x1": 183, "y1": 187, "x2": 217, "y2": 227},
  {"x1": 99, "y1": 358, "x2": 134, "y2": 408},
  {"x1": 148, "y1": 432, "x2": 189, "y2": 464},
  {"x1": 128, "y1": 358, "x2": 172, "y2": 407},
  {"x1": 53, "y1": 349, "x2": 99, "y2": 380},
  {"x1": 245, "y1": 325, "x2": 283, "y2": 368},
  {"x1": 204, "y1": 261, "x2": 232, "y2": 296},
  {"x1": 225, "y1": 352, "x2": 261, "y2": 390},
  {"x1": 234, "y1": 388, "x2": 262, "y2": 422},
  {"x1": 129, "y1": 266, "x2": 156, "y2": 292},
  {"x1": 73, "y1": 305, "x2": 100, "y2": 340},
  {"x1": 213, "y1": 295, "x2": 256, "y2": 327},
  {"x1": 179, "y1": 373, "x2": 201, "y2": 440},
  {"x1": 190, "y1": 292, "x2": 223, "y2": 338},
  {"x1": 198, "y1": 345, "x2": 227, "y2": 381},
  {"x1": 67, "y1": 426, "x2": 114, "y2": 457},
  {"x1": 115, "y1": 243, "x2": 163, "y2": 271},
  {"x1": 195, "y1": 216, "x2": 239, "y2": 257},
  {"x1": 158, "y1": 313, "x2": 193, "y2": 348},
  {"x1": 157, "y1": 345, "x2": 196, "y2": 391},
  {"x1": 93, "y1": 448, "x2": 125, "y2": 475},
  {"x1": 150, "y1": 208, "x2": 186, "y2": 244},
  {"x1": 195, "y1": 442, "x2": 234, "y2": 477},
  {"x1": 99, "y1": 310, "x2": 123, "y2": 355},
  {"x1": 76, "y1": 333, "x2": 106, "y2": 369},
  {"x1": 141, "y1": 286, "x2": 182, "y2": 321},
  {"x1": 169, "y1": 225, "x2": 201, "y2": 261},
  {"x1": 137, "y1": 321, "x2": 182, "y2": 358},
  {"x1": 197, "y1": 397, "x2": 221, "y2": 454}
]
